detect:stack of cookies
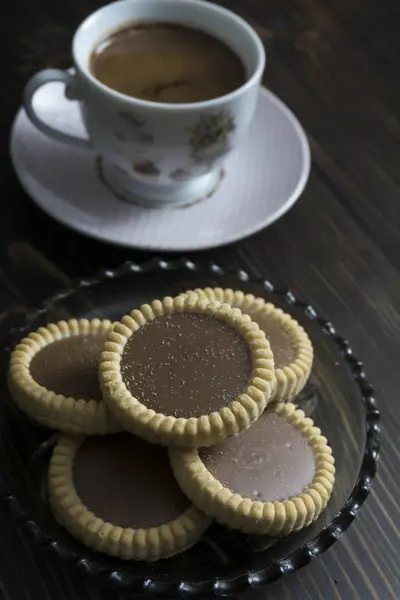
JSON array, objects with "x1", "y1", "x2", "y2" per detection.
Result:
[{"x1": 7, "y1": 289, "x2": 335, "y2": 562}]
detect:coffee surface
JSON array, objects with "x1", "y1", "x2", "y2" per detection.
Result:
[
  {"x1": 120, "y1": 312, "x2": 252, "y2": 418},
  {"x1": 200, "y1": 410, "x2": 316, "y2": 502},
  {"x1": 73, "y1": 434, "x2": 190, "y2": 528},
  {"x1": 90, "y1": 21, "x2": 246, "y2": 103},
  {"x1": 30, "y1": 333, "x2": 107, "y2": 400}
]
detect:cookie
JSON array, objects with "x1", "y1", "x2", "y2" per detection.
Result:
[
  {"x1": 49, "y1": 433, "x2": 211, "y2": 561},
  {"x1": 170, "y1": 402, "x2": 335, "y2": 535},
  {"x1": 8, "y1": 319, "x2": 119, "y2": 434},
  {"x1": 183, "y1": 288, "x2": 313, "y2": 402},
  {"x1": 99, "y1": 295, "x2": 275, "y2": 447}
]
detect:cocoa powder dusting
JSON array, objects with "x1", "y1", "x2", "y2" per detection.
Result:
[{"x1": 120, "y1": 313, "x2": 252, "y2": 418}]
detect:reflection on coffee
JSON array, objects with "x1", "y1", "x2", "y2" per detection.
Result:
[{"x1": 90, "y1": 21, "x2": 246, "y2": 103}]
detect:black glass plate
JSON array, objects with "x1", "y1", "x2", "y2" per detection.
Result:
[{"x1": 0, "y1": 258, "x2": 380, "y2": 598}]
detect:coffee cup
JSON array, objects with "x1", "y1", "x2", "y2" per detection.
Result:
[{"x1": 23, "y1": 0, "x2": 265, "y2": 208}]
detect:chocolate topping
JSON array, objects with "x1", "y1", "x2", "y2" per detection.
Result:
[
  {"x1": 200, "y1": 411, "x2": 315, "y2": 502},
  {"x1": 120, "y1": 313, "x2": 252, "y2": 418},
  {"x1": 250, "y1": 312, "x2": 296, "y2": 369},
  {"x1": 73, "y1": 434, "x2": 190, "y2": 528},
  {"x1": 30, "y1": 333, "x2": 107, "y2": 401}
]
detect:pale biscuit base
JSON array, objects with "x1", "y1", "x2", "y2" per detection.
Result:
[
  {"x1": 99, "y1": 294, "x2": 276, "y2": 448},
  {"x1": 8, "y1": 319, "x2": 120, "y2": 434},
  {"x1": 183, "y1": 288, "x2": 313, "y2": 403},
  {"x1": 49, "y1": 436, "x2": 211, "y2": 561},
  {"x1": 169, "y1": 402, "x2": 335, "y2": 536}
]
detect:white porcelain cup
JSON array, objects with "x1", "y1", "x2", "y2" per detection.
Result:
[{"x1": 23, "y1": 0, "x2": 265, "y2": 208}]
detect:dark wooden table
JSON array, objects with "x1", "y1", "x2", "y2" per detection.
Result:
[{"x1": 0, "y1": 0, "x2": 399, "y2": 598}]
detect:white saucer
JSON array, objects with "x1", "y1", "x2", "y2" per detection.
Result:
[{"x1": 10, "y1": 84, "x2": 310, "y2": 251}]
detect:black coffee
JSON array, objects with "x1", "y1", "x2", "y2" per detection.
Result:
[{"x1": 90, "y1": 21, "x2": 246, "y2": 103}]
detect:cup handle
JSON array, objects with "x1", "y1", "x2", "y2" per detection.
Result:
[{"x1": 23, "y1": 69, "x2": 91, "y2": 149}]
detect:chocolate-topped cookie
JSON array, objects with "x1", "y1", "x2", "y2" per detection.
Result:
[
  {"x1": 99, "y1": 295, "x2": 275, "y2": 447},
  {"x1": 170, "y1": 403, "x2": 335, "y2": 536},
  {"x1": 184, "y1": 288, "x2": 313, "y2": 402},
  {"x1": 49, "y1": 433, "x2": 211, "y2": 561},
  {"x1": 120, "y1": 312, "x2": 252, "y2": 418},
  {"x1": 31, "y1": 334, "x2": 106, "y2": 401},
  {"x1": 200, "y1": 410, "x2": 315, "y2": 503},
  {"x1": 8, "y1": 319, "x2": 120, "y2": 434},
  {"x1": 74, "y1": 434, "x2": 190, "y2": 527}
]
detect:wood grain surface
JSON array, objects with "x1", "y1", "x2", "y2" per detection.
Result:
[{"x1": 0, "y1": 0, "x2": 399, "y2": 598}]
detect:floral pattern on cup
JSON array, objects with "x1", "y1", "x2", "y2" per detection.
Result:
[
  {"x1": 187, "y1": 111, "x2": 235, "y2": 163},
  {"x1": 114, "y1": 112, "x2": 155, "y2": 146},
  {"x1": 114, "y1": 130, "x2": 155, "y2": 145},
  {"x1": 133, "y1": 158, "x2": 160, "y2": 176},
  {"x1": 115, "y1": 131, "x2": 155, "y2": 145},
  {"x1": 118, "y1": 111, "x2": 145, "y2": 128}
]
